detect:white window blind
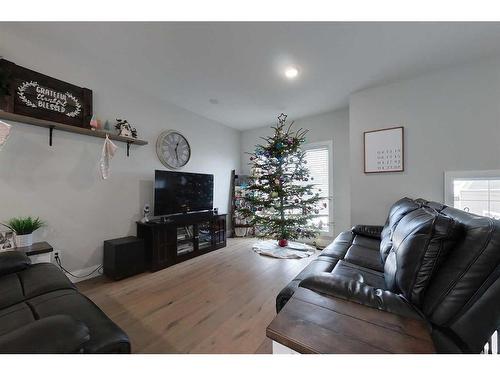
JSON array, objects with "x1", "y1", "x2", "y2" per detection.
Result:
[
  {"x1": 303, "y1": 146, "x2": 330, "y2": 232},
  {"x1": 445, "y1": 170, "x2": 500, "y2": 220},
  {"x1": 453, "y1": 179, "x2": 500, "y2": 219}
]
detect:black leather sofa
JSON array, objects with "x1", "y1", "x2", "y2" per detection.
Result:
[
  {"x1": 0, "y1": 252, "x2": 130, "y2": 353},
  {"x1": 277, "y1": 197, "x2": 500, "y2": 354}
]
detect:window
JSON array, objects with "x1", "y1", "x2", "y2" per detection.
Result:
[
  {"x1": 445, "y1": 170, "x2": 500, "y2": 354},
  {"x1": 445, "y1": 170, "x2": 500, "y2": 219},
  {"x1": 302, "y1": 142, "x2": 332, "y2": 235}
]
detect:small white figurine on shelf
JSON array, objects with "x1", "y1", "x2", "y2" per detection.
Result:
[
  {"x1": 115, "y1": 118, "x2": 138, "y2": 138},
  {"x1": 141, "y1": 204, "x2": 151, "y2": 223}
]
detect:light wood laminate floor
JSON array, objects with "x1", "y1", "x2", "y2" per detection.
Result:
[{"x1": 77, "y1": 237, "x2": 317, "y2": 353}]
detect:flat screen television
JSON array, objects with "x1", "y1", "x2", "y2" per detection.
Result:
[{"x1": 154, "y1": 170, "x2": 214, "y2": 216}]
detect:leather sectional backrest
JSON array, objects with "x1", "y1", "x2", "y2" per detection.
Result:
[
  {"x1": 422, "y1": 205, "x2": 500, "y2": 352},
  {"x1": 384, "y1": 207, "x2": 462, "y2": 307},
  {"x1": 380, "y1": 197, "x2": 421, "y2": 262},
  {"x1": 415, "y1": 198, "x2": 447, "y2": 213}
]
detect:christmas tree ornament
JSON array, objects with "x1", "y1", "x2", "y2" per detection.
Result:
[{"x1": 278, "y1": 238, "x2": 288, "y2": 247}]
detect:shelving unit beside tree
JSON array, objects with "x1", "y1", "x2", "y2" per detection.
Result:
[{"x1": 230, "y1": 170, "x2": 254, "y2": 238}]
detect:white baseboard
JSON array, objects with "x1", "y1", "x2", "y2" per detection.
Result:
[{"x1": 64, "y1": 264, "x2": 102, "y2": 283}]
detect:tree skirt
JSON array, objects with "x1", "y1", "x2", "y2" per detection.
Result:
[{"x1": 252, "y1": 240, "x2": 315, "y2": 259}]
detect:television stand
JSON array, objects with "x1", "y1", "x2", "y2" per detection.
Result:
[{"x1": 137, "y1": 212, "x2": 226, "y2": 272}]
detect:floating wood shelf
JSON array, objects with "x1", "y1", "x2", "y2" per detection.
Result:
[{"x1": 0, "y1": 111, "x2": 148, "y2": 146}]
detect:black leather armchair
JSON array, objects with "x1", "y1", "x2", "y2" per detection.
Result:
[{"x1": 0, "y1": 251, "x2": 130, "y2": 353}]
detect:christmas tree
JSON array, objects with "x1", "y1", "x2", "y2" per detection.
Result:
[{"x1": 240, "y1": 113, "x2": 325, "y2": 247}]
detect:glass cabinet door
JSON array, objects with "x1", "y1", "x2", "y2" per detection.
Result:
[
  {"x1": 176, "y1": 225, "x2": 195, "y2": 256},
  {"x1": 197, "y1": 221, "x2": 213, "y2": 250}
]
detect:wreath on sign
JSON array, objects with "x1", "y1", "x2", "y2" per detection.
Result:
[
  {"x1": 17, "y1": 81, "x2": 38, "y2": 108},
  {"x1": 65, "y1": 92, "x2": 82, "y2": 118},
  {"x1": 17, "y1": 81, "x2": 82, "y2": 118}
]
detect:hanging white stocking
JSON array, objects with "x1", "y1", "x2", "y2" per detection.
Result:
[
  {"x1": 0, "y1": 121, "x2": 12, "y2": 150},
  {"x1": 99, "y1": 134, "x2": 118, "y2": 179}
]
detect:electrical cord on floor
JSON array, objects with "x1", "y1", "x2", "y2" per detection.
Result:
[{"x1": 54, "y1": 253, "x2": 103, "y2": 278}]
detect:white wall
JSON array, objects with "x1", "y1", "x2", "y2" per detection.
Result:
[
  {"x1": 240, "y1": 108, "x2": 350, "y2": 238},
  {"x1": 0, "y1": 29, "x2": 240, "y2": 275},
  {"x1": 349, "y1": 57, "x2": 500, "y2": 225}
]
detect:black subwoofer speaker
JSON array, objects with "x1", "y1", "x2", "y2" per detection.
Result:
[{"x1": 103, "y1": 236, "x2": 145, "y2": 280}]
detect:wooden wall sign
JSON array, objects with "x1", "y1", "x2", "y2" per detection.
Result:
[{"x1": 0, "y1": 59, "x2": 92, "y2": 128}]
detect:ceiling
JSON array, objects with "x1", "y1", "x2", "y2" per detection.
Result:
[{"x1": 2, "y1": 22, "x2": 500, "y2": 130}]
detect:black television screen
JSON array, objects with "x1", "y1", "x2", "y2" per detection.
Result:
[{"x1": 154, "y1": 170, "x2": 214, "y2": 216}]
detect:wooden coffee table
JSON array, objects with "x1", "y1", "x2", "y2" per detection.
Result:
[{"x1": 266, "y1": 287, "x2": 435, "y2": 354}]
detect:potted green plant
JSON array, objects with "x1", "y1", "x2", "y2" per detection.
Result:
[{"x1": 4, "y1": 217, "x2": 45, "y2": 247}]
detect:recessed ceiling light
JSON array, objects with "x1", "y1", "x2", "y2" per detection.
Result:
[{"x1": 284, "y1": 66, "x2": 299, "y2": 79}]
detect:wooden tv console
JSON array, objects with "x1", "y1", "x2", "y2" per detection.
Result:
[{"x1": 136, "y1": 212, "x2": 227, "y2": 272}]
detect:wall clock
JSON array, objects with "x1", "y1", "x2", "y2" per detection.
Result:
[{"x1": 156, "y1": 130, "x2": 191, "y2": 169}]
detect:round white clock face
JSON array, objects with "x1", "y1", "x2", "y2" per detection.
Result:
[{"x1": 156, "y1": 130, "x2": 191, "y2": 169}]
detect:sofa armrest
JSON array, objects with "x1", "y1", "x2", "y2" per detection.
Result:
[
  {"x1": 351, "y1": 225, "x2": 384, "y2": 239},
  {"x1": 299, "y1": 273, "x2": 422, "y2": 320},
  {"x1": 0, "y1": 250, "x2": 31, "y2": 277},
  {"x1": 0, "y1": 315, "x2": 90, "y2": 354}
]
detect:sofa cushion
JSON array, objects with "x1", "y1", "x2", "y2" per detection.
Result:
[
  {"x1": 384, "y1": 207, "x2": 462, "y2": 306},
  {"x1": 17, "y1": 263, "x2": 75, "y2": 299},
  {"x1": 351, "y1": 225, "x2": 383, "y2": 239},
  {"x1": 0, "y1": 274, "x2": 25, "y2": 310},
  {"x1": 0, "y1": 303, "x2": 35, "y2": 336},
  {"x1": 380, "y1": 197, "x2": 421, "y2": 262},
  {"x1": 28, "y1": 289, "x2": 130, "y2": 353},
  {"x1": 352, "y1": 235, "x2": 380, "y2": 251},
  {"x1": 332, "y1": 260, "x2": 386, "y2": 289},
  {"x1": 422, "y1": 207, "x2": 500, "y2": 328},
  {"x1": 318, "y1": 231, "x2": 354, "y2": 259},
  {"x1": 344, "y1": 244, "x2": 384, "y2": 272}
]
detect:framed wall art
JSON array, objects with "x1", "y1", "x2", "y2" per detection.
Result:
[
  {"x1": 364, "y1": 126, "x2": 404, "y2": 173},
  {"x1": 0, "y1": 231, "x2": 15, "y2": 251}
]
